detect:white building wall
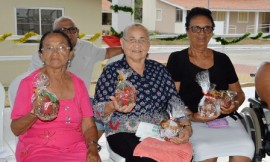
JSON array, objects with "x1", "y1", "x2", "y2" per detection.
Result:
[
  {"x1": 142, "y1": 0, "x2": 156, "y2": 31},
  {"x1": 112, "y1": 0, "x2": 133, "y2": 32},
  {"x1": 214, "y1": 21, "x2": 225, "y2": 35},
  {"x1": 0, "y1": 0, "x2": 102, "y2": 86},
  {"x1": 174, "y1": 22, "x2": 184, "y2": 34}
]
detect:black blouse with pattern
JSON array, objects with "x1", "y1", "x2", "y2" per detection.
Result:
[{"x1": 166, "y1": 48, "x2": 238, "y2": 118}]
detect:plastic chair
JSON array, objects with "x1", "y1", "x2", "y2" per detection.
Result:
[
  {"x1": 4, "y1": 71, "x2": 31, "y2": 153},
  {"x1": 106, "y1": 54, "x2": 123, "y2": 65},
  {"x1": 0, "y1": 82, "x2": 14, "y2": 160},
  {"x1": 0, "y1": 82, "x2": 5, "y2": 153},
  {"x1": 8, "y1": 71, "x2": 31, "y2": 108}
]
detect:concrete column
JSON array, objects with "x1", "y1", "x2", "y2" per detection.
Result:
[
  {"x1": 182, "y1": 10, "x2": 187, "y2": 33},
  {"x1": 112, "y1": 0, "x2": 134, "y2": 33},
  {"x1": 142, "y1": 0, "x2": 156, "y2": 31},
  {"x1": 254, "y1": 12, "x2": 259, "y2": 34},
  {"x1": 225, "y1": 11, "x2": 230, "y2": 34}
]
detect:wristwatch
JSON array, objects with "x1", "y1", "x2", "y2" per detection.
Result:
[{"x1": 87, "y1": 140, "x2": 102, "y2": 152}]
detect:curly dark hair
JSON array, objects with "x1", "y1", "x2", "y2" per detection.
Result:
[{"x1": 185, "y1": 7, "x2": 215, "y2": 31}]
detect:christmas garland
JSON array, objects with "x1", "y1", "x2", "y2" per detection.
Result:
[
  {"x1": 153, "y1": 32, "x2": 270, "y2": 44},
  {"x1": 86, "y1": 32, "x2": 101, "y2": 42},
  {"x1": 215, "y1": 33, "x2": 251, "y2": 45},
  {"x1": 110, "y1": 27, "x2": 123, "y2": 37},
  {"x1": 157, "y1": 33, "x2": 187, "y2": 41},
  {"x1": 1, "y1": 31, "x2": 270, "y2": 44},
  {"x1": 13, "y1": 32, "x2": 38, "y2": 43},
  {"x1": 79, "y1": 32, "x2": 101, "y2": 42},
  {"x1": 250, "y1": 32, "x2": 263, "y2": 40},
  {"x1": 110, "y1": 5, "x2": 133, "y2": 15},
  {"x1": 0, "y1": 33, "x2": 12, "y2": 42},
  {"x1": 0, "y1": 32, "x2": 101, "y2": 43},
  {"x1": 79, "y1": 33, "x2": 86, "y2": 39},
  {"x1": 262, "y1": 34, "x2": 270, "y2": 39}
]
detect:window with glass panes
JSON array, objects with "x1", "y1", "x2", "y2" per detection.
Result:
[
  {"x1": 238, "y1": 12, "x2": 249, "y2": 23},
  {"x1": 216, "y1": 12, "x2": 225, "y2": 21},
  {"x1": 16, "y1": 8, "x2": 63, "y2": 35},
  {"x1": 156, "y1": 9, "x2": 162, "y2": 21},
  {"x1": 176, "y1": 8, "x2": 182, "y2": 22}
]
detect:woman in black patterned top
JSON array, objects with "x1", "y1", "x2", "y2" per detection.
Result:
[{"x1": 94, "y1": 24, "x2": 192, "y2": 162}]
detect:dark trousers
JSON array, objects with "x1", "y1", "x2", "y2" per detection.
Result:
[{"x1": 107, "y1": 132, "x2": 156, "y2": 162}]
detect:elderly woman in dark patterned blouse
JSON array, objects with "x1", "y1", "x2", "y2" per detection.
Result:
[{"x1": 93, "y1": 24, "x2": 192, "y2": 162}]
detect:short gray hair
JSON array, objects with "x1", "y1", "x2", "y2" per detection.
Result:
[
  {"x1": 122, "y1": 24, "x2": 149, "y2": 38},
  {"x1": 53, "y1": 16, "x2": 77, "y2": 30}
]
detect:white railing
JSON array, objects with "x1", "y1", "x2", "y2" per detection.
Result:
[
  {"x1": 224, "y1": 25, "x2": 237, "y2": 34},
  {"x1": 246, "y1": 24, "x2": 270, "y2": 33},
  {"x1": 0, "y1": 56, "x2": 31, "y2": 61}
]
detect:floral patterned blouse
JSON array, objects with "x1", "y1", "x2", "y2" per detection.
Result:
[{"x1": 93, "y1": 57, "x2": 178, "y2": 136}]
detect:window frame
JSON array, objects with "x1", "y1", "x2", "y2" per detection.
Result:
[
  {"x1": 102, "y1": 12, "x2": 112, "y2": 25},
  {"x1": 156, "y1": 8, "x2": 162, "y2": 21},
  {"x1": 176, "y1": 8, "x2": 183, "y2": 22},
  {"x1": 237, "y1": 12, "x2": 249, "y2": 23},
  {"x1": 216, "y1": 11, "x2": 225, "y2": 21},
  {"x1": 15, "y1": 7, "x2": 64, "y2": 35},
  {"x1": 262, "y1": 12, "x2": 266, "y2": 22}
]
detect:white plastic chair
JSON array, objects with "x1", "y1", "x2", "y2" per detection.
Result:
[
  {"x1": 0, "y1": 82, "x2": 5, "y2": 153},
  {"x1": 4, "y1": 71, "x2": 31, "y2": 153},
  {"x1": 106, "y1": 54, "x2": 123, "y2": 65},
  {"x1": 0, "y1": 82, "x2": 14, "y2": 160},
  {"x1": 8, "y1": 71, "x2": 31, "y2": 108}
]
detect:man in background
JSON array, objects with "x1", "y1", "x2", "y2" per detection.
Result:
[
  {"x1": 29, "y1": 16, "x2": 123, "y2": 91},
  {"x1": 29, "y1": 16, "x2": 123, "y2": 139}
]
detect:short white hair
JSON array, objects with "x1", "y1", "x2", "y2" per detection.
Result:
[
  {"x1": 53, "y1": 16, "x2": 77, "y2": 30},
  {"x1": 122, "y1": 23, "x2": 149, "y2": 38}
]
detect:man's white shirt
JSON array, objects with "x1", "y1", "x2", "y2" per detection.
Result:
[{"x1": 28, "y1": 39, "x2": 106, "y2": 90}]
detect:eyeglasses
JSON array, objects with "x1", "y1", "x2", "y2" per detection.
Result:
[
  {"x1": 59, "y1": 27, "x2": 78, "y2": 34},
  {"x1": 189, "y1": 26, "x2": 214, "y2": 34},
  {"x1": 123, "y1": 38, "x2": 150, "y2": 44},
  {"x1": 41, "y1": 45, "x2": 71, "y2": 54}
]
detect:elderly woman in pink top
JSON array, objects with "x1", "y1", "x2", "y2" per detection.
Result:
[{"x1": 10, "y1": 30, "x2": 101, "y2": 162}]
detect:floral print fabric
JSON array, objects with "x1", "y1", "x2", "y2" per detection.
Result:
[{"x1": 93, "y1": 57, "x2": 178, "y2": 136}]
